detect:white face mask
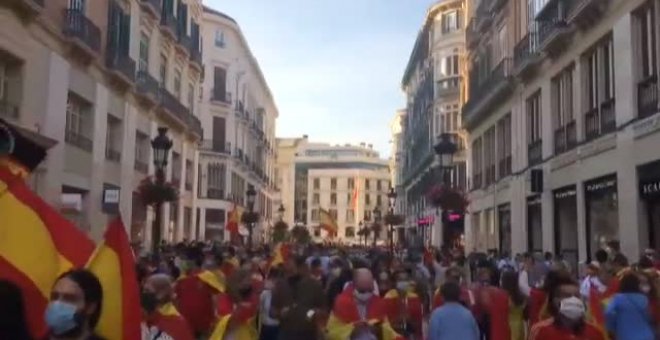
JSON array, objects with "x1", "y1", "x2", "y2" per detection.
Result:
[
  {"x1": 354, "y1": 291, "x2": 373, "y2": 302},
  {"x1": 396, "y1": 281, "x2": 410, "y2": 292},
  {"x1": 331, "y1": 268, "x2": 342, "y2": 277},
  {"x1": 559, "y1": 296, "x2": 585, "y2": 321},
  {"x1": 641, "y1": 284, "x2": 651, "y2": 294}
]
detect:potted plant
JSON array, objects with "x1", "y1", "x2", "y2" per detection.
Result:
[
  {"x1": 137, "y1": 176, "x2": 179, "y2": 206},
  {"x1": 427, "y1": 184, "x2": 469, "y2": 212}
]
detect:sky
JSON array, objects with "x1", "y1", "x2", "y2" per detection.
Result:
[{"x1": 205, "y1": 0, "x2": 438, "y2": 157}]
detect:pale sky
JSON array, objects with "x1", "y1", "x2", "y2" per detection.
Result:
[{"x1": 204, "y1": 0, "x2": 437, "y2": 157}]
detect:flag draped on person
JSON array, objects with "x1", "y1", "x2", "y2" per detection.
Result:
[
  {"x1": 0, "y1": 165, "x2": 95, "y2": 338},
  {"x1": 325, "y1": 291, "x2": 403, "y2": 340},
  {"x1": 226, "y1": 204, "x2": 243, "y2": 234},
  {"x1": 85, "y1": 217, "x2": 142, "y2": 340},
  {"x1": 269, "y1": 242, "x2": 291, "y2": 269},
  {"x1": 149, "y1": 302, "x2": 195, "y2": 340},
  {"x1": 319, "y1": 208, "x2": 338, "y2": 237}
]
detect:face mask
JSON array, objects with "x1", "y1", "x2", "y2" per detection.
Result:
[
  {"x1": 44, "y1": 301, "x2": 79, "y2": 335},
  {"x1": 354, "y1": 290, "x2": 373, "y2": 302},
  {"x1": 396, "y1": 281, "x2": 410, "y2": 292},
  {"x1": 331, "y1": 268, "x2": 342, "y2": 277},
  {"x1": 559, "y1": 296, "x2": 585, "y2": 321},
  {"x1": 641, "y1": 284, "x2": 651, "y2": 294},
  {"x1": 141, "y1": 292, "x2": 159, "y2": 313}
]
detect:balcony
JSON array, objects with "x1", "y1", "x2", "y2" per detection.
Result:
[
  {"x1": 466, "y1": 18, "x2": 479, "y2": 48},
  {"x1": 211, "y1": 90, "x2": 232, "y2": 105},
  {"x1": 554, "y1": 120, "x2": 576, "y2": 154},
  {"x1": 601, "y1": 98, "x2": 616, "y2": 133},
  {"x1": 0, "y1": 100, "x2": 20, "y2": 120},
  {"x1": 6, "y1": 0, "x2": 44, "y2": 19},
  {"x1": 187, "y1": 114, "x2": 203, "y2": 139},
  {"x1": 476, "y1": 1, "x2": 493, "y2": 32},
  {"x1": 207, "y1": 188, "x2": 225, "y2": 200},
  {"x1": 498, "y1": 155, "x2": 512, "y2": 179},
  {"x1": 136, "y1": 70, "x2": 159, "y2": 104},
  {"x1": 584, "y1": 107, "x2": 600, "y2": 141},
  {"x1": 158, "y1": 88, "x2": 188, "y2": 123},
  {"x1": 638, "y1": 75, "x2": 658, "y2": 119},
  {"x1": 159, "y1": 11, "x2": 177, "y2": 40},
  {"x1": 463, "y1": 58, "x2": 514, "y2": 130},
  {"x1": 105, "y1": 148, "x2": 121, "y2": 162},
  {"x1": 537, "y1": 18, "x2": 571, "y2": 55},
  {"x1": 566, "y1": 0, "x2": 608, "y2": 28},
  {"x1": 472, "y1": 173, "x2": 483, "y2": 190},
  {"x1": 175, "y1": 30, "x2": 193, "y2": 56},
  {"x1": 134, "y1": 159, "x2": 148, "y2": 173},
  {"x1": 200, "y1": 140, "x2": 232, "y2": 155},
  {"x1": 105, "y1": 52, "x2": 136, "y2": 86},
  {"x1": 65, "y1": 131, "x2": 93, "y2": 152},
  {"x1": 489, "y1": 0, "x2": 508, "y2": 13},
  {"x1": 513, "y1": 32, "x2": 542, "y2": 79},
  {"x1": 528, "y1": 140, "x2": 543, "y2": 166},
  {"x1": 435, "y1": 76, "x2": 461, "y2": 98},
  {"x1": 139, "y1": 0, "x2": 160, "y2": 18},
  {"x1": 62, "y1": 9, "x2": 101, "y2": 57},
  {"x1": 189, "y1": 47, "x2": 202, "y2": 70}
]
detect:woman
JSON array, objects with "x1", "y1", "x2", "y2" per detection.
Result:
[
  {"x1": 0, "y1": 280, "x2": 32, "y2": 340},
  {"x1": 500, "y1": 270, "x2": 527, "y2": 340},
  {"x1": 45, "y1": 269, "x2": 105, "y2": 340},
  {"x1": 604, "y1": 273, "x2": 655, "y2": 340}
]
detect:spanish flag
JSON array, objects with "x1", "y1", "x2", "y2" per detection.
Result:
[
  {"x1": 269, "y1": 242, "x2": 290, "y2": 268},
  {"x1": 150, "y1": 302, "x2": 195, "y2": 340},
  {"x1": 0, "y1": 166, "x2": 95, "y2": 338},
  {"x1": 226, "y1": 204, "x2": 243, "y2": 234},
  {"x1": 325, "y1": 291, "x2": 403, "y2": 340},
  {"x1": 86, "y1": 217, "x2": 142, "y2": 340},
  {"x1": 319, "y1": 208, "x2": 338, "y2": 237},
  {"x1": 209, "y1": 292, "x2": 258, "y2": 339}
]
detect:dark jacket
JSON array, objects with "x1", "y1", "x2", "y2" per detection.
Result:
[{"x1": 271, "y1": 275, "x2": 325, "y2": 339}]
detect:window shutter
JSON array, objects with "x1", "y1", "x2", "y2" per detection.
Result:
[
  {"x1": 107, "y1": 2, "x2": 119, "y2": 55},
  {"x1": 120, "y1": 12, "x2": 131, "y2": 56}
]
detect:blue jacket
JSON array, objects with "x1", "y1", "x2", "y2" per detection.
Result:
[
  {"x1": 428, "y1": 302, "x2": 480, "y2": 340},
  {"x1": 605, "y1": 292, "x2": 655, "y2": 340}
]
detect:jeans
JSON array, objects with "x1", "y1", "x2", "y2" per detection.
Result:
[{"x1": 260, "y1": 324, "x2": 280, "y2": 340}]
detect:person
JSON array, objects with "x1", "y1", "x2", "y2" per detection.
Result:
[
  {"x1": 518, "y1": 253, "x2": 535, "y2": 297},
  {"x1": 604, "y1": 273, "x2": 656, "y2": 340},
  {"x1": 432, "y1": 266, "x2": 475, "y2": 310},
  {"x1": 326, "y1": 259, "x2": 353, "y2": 307},
  {"x1": 210, "y1": 269, "x2": 259, "y2": 339},
  {"x1": 141, "y1": 273, "x2": 194, "y2": 340},
  {"x1": 376, "y1": 271, "x2": 392, "y2": 297},
  {"x1": 580, "y1": 262, "x2": 606, "y2": 299},
  {"x1": 500, "y1": 270, "x2": 527, "y2": 340},
  {"x1": 428, "y1": 281, "x2": 480, "y2": 340},
  {"x1": 259, "y1": 268, "x2": 280, "y2": 340},
  {"x1": 325, "y1": 268, "x2": 403, "y2": 340},
  {"x1": 0, "y1": 280, "x2": 32, "y2": 340},
  {"x1": 271, "y1": 255, "x2": 326, "y2": 339},
  {"x1": 45, "y1": 269, "x2": 105, "y2": 340},
  {"x1": 529, "y1": 276, "x2": 605, "y2": 340},
  {"x1": 472, "y1": 260, "x2": 511, "y2": 340},
  {"x1": 382, "y1": 269, "x2": 423, "y2": 339},
  {"x1": 638, "y1": 270, "x2": 660, "y2": 330},
  {"x1": 528, "y1": 269, "x2": 571, "y2": 326}
]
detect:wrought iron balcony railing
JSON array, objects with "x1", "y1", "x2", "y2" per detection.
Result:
[
  {"x1": 62, "y1": 9, "x2": 101, "y2": 53},
  {"x1": 514, "y1": 32, "x2": 541, "y2": 74},
  {"x1": 206, "y1": 188, "x2": 225, "y2": 200},
  {"x1": 134, "y1": 159, "x2": 148, "y2": 173},
  {"x1": 65, "y1": 130, "x2": 93, "y2": 152},
  {"x1": 136, "y1": 70, "x2": 160, "y2": 100},
  {"x1": 211, "y1": 90, "x2": 232, "y2": 104},
  {"x1": 528, "y1": 139, "x2": 543, "y2": 166},
  {"x1": 106, "y1": 51, "x2": 136, "y2": 83},
  {"x1": 105, "y1": 148, "x2": 121, "y2": 162},
  {"x1": 139, "y1": 0, "x2": 160, "y2": 17},
  {"x1": 638, "y1": 74, "x2": 658, "y2": 119}
]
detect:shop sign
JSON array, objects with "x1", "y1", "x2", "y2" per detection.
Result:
[
  {"x1": 640, "y1": 179, "x2": 660, "y2": 199},
  {"x1": 102, "y1": 186, "x2": 120, "y2": 214},
  {"x1": 527, "y1": 195, "x2": 542, "y2": 206},
  {"x1": 554, "y1": 186, "x2": 577, "y2": 199},
  {"x1": 585, "y1": 176, "x2": 617, "y2": 193}
]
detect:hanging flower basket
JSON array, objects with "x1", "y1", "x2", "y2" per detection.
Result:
[
  {"x1": 272, "y1": 221, "x2": 289, "y2": 243},
  {"x1": 427, "y1": 184, "x2": 469, "y2": 212},
  {"x1": 291, "y1": 225, "x2": 311, "y2": 244},
  {"x1": 384, "y1": 214, "x2": 405, "y2": 226},
  {"x1": 137, "y1": 176, "x2": 179, "y2": 207}
]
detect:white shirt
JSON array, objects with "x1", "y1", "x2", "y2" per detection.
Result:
[
  {"x1": 580, "y1": 275, "x2": 607, "y2": 298},
  {"x1": 259, "y1": 289, "x2": 279, "y2": 326},
  {"x1": 518, "y1": 270, "x2": 531, "y2": 297}
]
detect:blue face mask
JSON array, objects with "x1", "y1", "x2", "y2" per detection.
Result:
[{"x1": 45, "y1": 301, "x2": 78, "y2": 335}]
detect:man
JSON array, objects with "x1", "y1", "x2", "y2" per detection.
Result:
[
  {"x1": 432, "y1": 267, "x2": 475, "y2": 310},
  {"x1": 530, "y1": 277, "x2": 606, "y2": 340},
  {"x1": 142, "y1": 274, "x2": 194, "y2": 340},
  {"x1": 579, "y1": 262, "x2": 606, "y2": 299},
  {"x1": 428, "y1": 282, "x2": 480, "y2": 340},
  {"x1": 271, "y1": 255, "x2": 326, "y2": 339},
  {"x1": 382, "y1": 270, "x2": 423, "y2": 339},
  {"x1": 518, "y1": 253, "x2": 535, "y2": 297},
  {"x1": 210, "y1": 269, "x2": 259, "y2": 339},
  {"x1": 326, "y1": 269, "x2": 403, "y2": 340},
  {"x1": 472, "y1": 260, "x2": 511, "y2": 340}
]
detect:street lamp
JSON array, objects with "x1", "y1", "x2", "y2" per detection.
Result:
[
  {"x1": 150, "y1": 127, "x2": 172, "y2": 253},
  {"x1": 245, "y1": 185, "x2": 257, "y2": 249},
  {"x1": 278, "y1": 204, "x2": 285, "y2": 221},
  {"x1": 434, "y1": 133, "x2": 458, "y2": 185},
  {"x1": 387, "y1": 187, "x2": 398, "y2": 254},
  {"x1": 372, "y1": 207, "x2": 382, "y2": 247}
]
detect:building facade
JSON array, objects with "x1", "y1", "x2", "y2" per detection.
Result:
[
  {"x1": 464, "y1": 0, "x2": 660, "y2": 264},
  {"x1": 400, "y1": 0, "x2": 469, "y2": 246},
  {"x1": 0, "y1": 0, "x2": 204, "y2": 244},
  {"x1": 196, "y1": 7, "x2": 278, "y2": 242},
  {"x1": 276, "y1": 136, "x2": 391, "y2": 244}
]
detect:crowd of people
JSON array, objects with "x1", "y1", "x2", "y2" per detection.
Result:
[{"x1": 0, "y1": 240, "x2": 659, "y2": 340}]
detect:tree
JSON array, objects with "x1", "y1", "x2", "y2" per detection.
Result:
[
  {"x1": 272, "y1": 221, "x2": 289, "y2": 243},
  {"x1": 291, "y1": 225, "x2": 311, "y2": 244}
]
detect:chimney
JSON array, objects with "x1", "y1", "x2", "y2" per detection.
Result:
[{"x1": 303, "y1": 134, "x2": 308, "y2": 139}]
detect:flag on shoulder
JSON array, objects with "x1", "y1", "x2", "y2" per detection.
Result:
[{"x1": 86, "y1": 217, "x2": 142, "y2": 340}]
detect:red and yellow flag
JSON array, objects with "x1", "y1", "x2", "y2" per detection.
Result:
[
  {"x1": 269, "y1": 242, "x2": 290, "y2": 268},
  {"x1": 0, "y1": 166, "x2": 95, "y2": 338},
  {"x1": 151, "y1": 302, "x2": 195, "y2": 340},
  {"x1": 226, "y1": 204, "x2": 243, "y2": 234},
  {"x1": 86, "y1": 217, "x2": 141, "y2": 340},
  {"x1": 319, "y1": 209, "x2": 338, "y2": 237}
]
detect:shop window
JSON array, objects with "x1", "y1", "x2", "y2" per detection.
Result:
[
  {"x1": 584, "y1": 175, "x2": 619, "y2": 260},
  {"x1": 554, "y1": 186, "x2": 579, "y2": 270},
  {"x1": 527, "y1": 196, "x2": 543, "y2": 253}
]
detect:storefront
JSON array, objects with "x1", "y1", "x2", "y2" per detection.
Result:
[
  {"x1": 498, "y1": 204, "x2": 511, "y2": 255},
  {"x1": 584, "y1": 174, "x2": 619, "y2": 259},
  {"x1": 553, "y1": 186, "x2": 578, "y2": 269},
  {"x1": 638, "y1": 161, "x2": 660, "y2": 250},
  {"x1": 527, "y1": 196, "x2": 543, "y2": 253}
]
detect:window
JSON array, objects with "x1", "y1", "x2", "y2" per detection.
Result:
[
  {"x1": 330, "y1": 193, "x2": 337, "y2": 206},
  {"x1": 185, "y1": 160, "x2": 193, "y2": 190},
  {"x1": 346, "y1": 209, "x2": 355, "y2": 222},
  {"x1": 527, "y1": 91, "x2": 542, "y2": 165},
  {"x1": 583, "y1": 36, "x2": 616, "y2": 137},
  {"x1": 345, "y1": 227, "x2": 355, "y2": 238},
  {"x1": 311, "y1": 209, "x2": 319, "y2": 222},
  {"x1": 365, "y1": 179, "x2": 370, "y2": 190},
  {"x1": 441, "y1": 10, "x2": 462, "y2": 33},
  {"x1": 497, "y1": 114, "x2": 512, "y2": 178},
  {"x1": 105, "y1": 115, "x2": 122, "y2": 162},
  {"x1": 552, "y1": 65, "x2": 576, "y2": 153},
  {"x1": 207, "y1": 163, "x2": 226, "y2": 197},
  {"x1": 214, "y1": 29, "x2": 225, "y2": 47},
  {"x1": 69, "y1": 0, "x2": 85, "y2": 11},
  {"x1": 635, "y1": 2, "x2": 657, "y2": 80},
  {"x1": 365, "y1": 194, "x2": 371, "y2": 206},
  {"x1": 65, "y1": 93, "x2": 92, "y2": 152},
  {"x1": 376, "y1": 195, "x2": 382, "y2": 206},
  {"x1": 159, "y1": 54, "x2": 167, "y2": 87},
  {"x1": 472, "y1": 137, "x2": 483, "y2": 189},
  {"x1": 187, "y1": 83, "x2": 194, "y2": 111},
  {"x1": 484, "y1": 127, "x2": 496, "y2": 186},
  {"x1": 376, "y1": 180, "x2": 382, "y2": 191},
  {"x1": 171, "y1": 152, "x2": 181, "y2": 183},
  {"x1": 348, "y1": 178, "x2": 355, "y2": 189},
  {"x1": 312, "y1": 193, "x2": 320, "y2": 205},
  {"x1": 364, "y1": 210, "x2": 372, "y2": 221},
  {"x1": 441, "y1": 55, "x2": 460, "y2": 77},
  {"x1": 213, "y1": 67, "x2": 227, "y2": 101},
  {"x1": 139, "y1": 33, "x2": 149, "y2": 72},
  {"x1": 173, "y1": 69, "x2": 182, "y2": 99},
  {"x1": 329, "y1": 209, "x2": 338, "y2": 220},
  {"x1": 331, "y1": 178, "x2": 337, "y2": 190},
  {"x1": 313, "y1": 178, "x2": 320, "y2": 190}
]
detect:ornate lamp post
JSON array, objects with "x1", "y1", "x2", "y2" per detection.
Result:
[
  {"x1": 150, "y1": 127, "x2": 172, "y2": 253},
  {"x1": 386, "y1": 187, "x2": 398, "y2": 255},
  {"x1": 372, "y1": 207, "x2": 382, "y2": 247},
  {"x1": 244, "y1": 185, "x2": 257, "y2": 249},
  {"x1": 434, "y1": 133, "x2": 458, "y2": 186},
  {"x1": 278, "y1": 204, "x2": 285, "y2": 221}
]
